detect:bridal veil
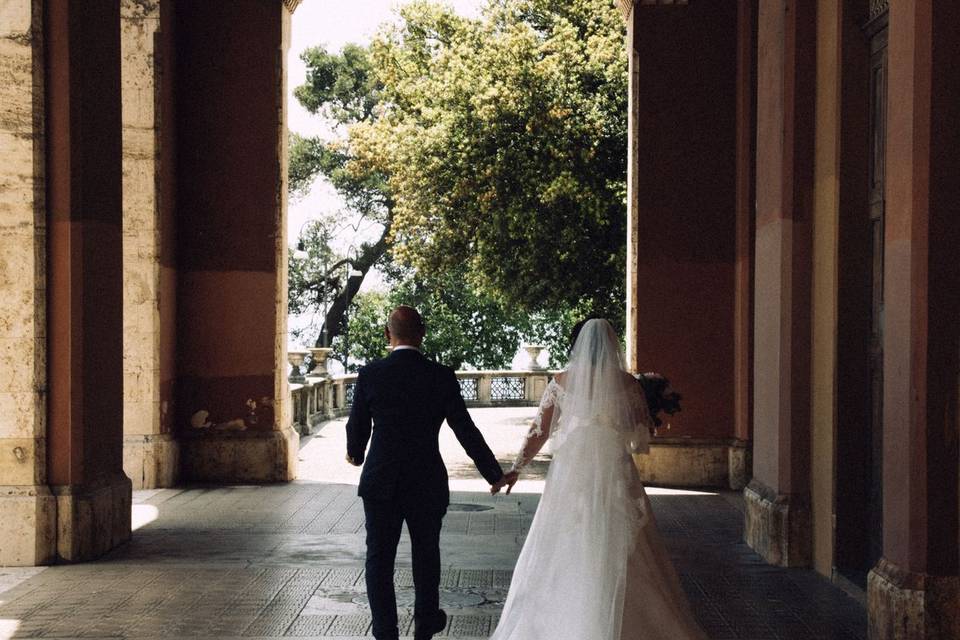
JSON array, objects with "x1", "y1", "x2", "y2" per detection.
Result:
[{"x1": 490, "y1": 319, "x2": 654, "y2": 640}]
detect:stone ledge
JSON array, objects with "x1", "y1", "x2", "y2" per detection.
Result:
[
  {"x1": 180, "y1": 426, "x2": 299, "y2": 484},
  {"x1": 633, "y1": 438, "x2": 751, "y2": 489},
  {"x1": 51, "y1": 473, "x2": 132, "y2": 563},
  {"x1": 743, "y1": 479, "x2": 810, "y2": 567},
  {"x1": 123, "y1": 432, "x2": 180, "y2": 490},
  {"x1": 868, "y1": 557, "x2": 960, "y2": 640},
  {"x1": 0, "y1": 484, "x2": 56, "y2": 566}
]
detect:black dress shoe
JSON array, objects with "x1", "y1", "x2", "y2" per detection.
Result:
[{"x1": 413, "y1": 609, "x2": 447, "y2": 640}]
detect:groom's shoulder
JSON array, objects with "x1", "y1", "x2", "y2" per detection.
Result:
[
  {"x1": 412, "y1": 356, "x2": 455, "y2": 383},
  {"x1": 424, "y1": 357, "x2": 455, "y2": 375},
  {"x1": 357, "y1": 357, "x2": 389, "y2": 376}
]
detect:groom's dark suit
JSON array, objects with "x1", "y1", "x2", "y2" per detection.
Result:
[{"x1": 346, "y1": 348, "x2": 504, "y2": 640}]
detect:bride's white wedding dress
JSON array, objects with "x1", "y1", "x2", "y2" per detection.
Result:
[{"x1": 490, "y1": 320, "x2": 708, "y2": 640}]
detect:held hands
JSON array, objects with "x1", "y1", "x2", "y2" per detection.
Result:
[{"x1": 490, "y1": 470, "x2": 520, "y2": 495}]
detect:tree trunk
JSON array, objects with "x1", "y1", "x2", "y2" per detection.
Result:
[{"x1": 315, "y1": 222, "x2": 391, "y2": 350}]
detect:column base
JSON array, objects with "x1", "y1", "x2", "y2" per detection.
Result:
[
  {"x1": 728, "y1": 438, "x2": 752, "y2": 490},
  {"x1": 180, "y1": 426, "x2": 299, "y2": 484},
  {"x1": 52, "y1": 473, "x2": 132, "y2": 563},
  {"x1": 123, "y1": 433, "x2": 180, "y2": 489},
  {"x1": 632, "y1": 438, "x2": 750, "y2": 488},
  {"x1": 868, "y1": 558, "x2": 960, "y2": 640},
  {"x1": 743, "y1": 479, "x2": 811, "y2": 567},
  {"x1": 0, "y1": 485, "x2": 57, "y2": 566}
]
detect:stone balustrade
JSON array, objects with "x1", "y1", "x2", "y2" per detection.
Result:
[{"x1": 289, "y1": 367, "x2": 557, "y2": 435}]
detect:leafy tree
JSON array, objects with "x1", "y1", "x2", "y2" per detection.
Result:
[
  {"x1": 350, "y1": 0, "x2": 628, "y2": 323},
  {"x1": 336, "y1": 267, "x2": 586, "y2": 371},
  {"x1": 290, "y1": 43, "x2": 393, "y2": 347},
  {"x1": 290, "y1": 0, "x2": 629, "y2": 355},
  {"x1": 335, "y1": 290, "x2": 391, "y2": 367},
  {"x1": 335, "y1": 268, "x2": 526, "y2": 370}
]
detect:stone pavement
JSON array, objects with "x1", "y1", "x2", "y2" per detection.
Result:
[{"x1": 0, "y1": 409, "x2": 866, "y2": 639}]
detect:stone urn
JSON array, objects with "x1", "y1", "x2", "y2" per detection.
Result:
[
  {"x1": 522, "y1": 345, "x2": 547, "y2": 371},
  {"x1": 287, "y1": 350, "x2": 308, "y2": 383},
  {"x1": 308, "y1": 347, "x2": 334, "y2": 377}
]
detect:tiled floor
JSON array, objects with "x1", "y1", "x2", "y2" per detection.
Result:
[{"x1": 0, "y1": 410, "x2": 866, "y2": 639}]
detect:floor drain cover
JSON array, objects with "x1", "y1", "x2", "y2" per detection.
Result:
[{"x1": 448, "y1": 503, "x2": 494, "y2": 512}]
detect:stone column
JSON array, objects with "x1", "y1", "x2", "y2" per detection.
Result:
[
  {"x1": 173, "y1": 0, "x2": 298, "y2": 483},
  {"x1": 45, "y1": 0, "x2": 132, "y2": 562},
  {"x1": 867, "y1": 2, "x2": 960, "y2": 637},
  {"x1": 623, "y1": 0, "x2": 742, "y2": 487},
  {"x1": 0, "y1": 0, "x2": 57, "y2": 566},
  {"x1": 810, "y1": 0, "x2": 843, "y2": 581},
  {"x1": 120, "y1": 0, "x2": 179, "y2": 489},
  {"x1": 731, "y1": 0, "x2": 757, "y2": 491},
  {"x1": 744, "y1": 0, "x2": 816, "y2": 568}
]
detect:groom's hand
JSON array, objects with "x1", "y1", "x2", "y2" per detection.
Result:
[
  {"x1": 345, "y1": 454, "x2": 362, "y2": 467},
  {"x1": 491, "y1": 471, "x2": 520, "y2": 495}
]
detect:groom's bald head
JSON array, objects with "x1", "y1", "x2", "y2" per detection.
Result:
[{"x1": 386, "y1": 305, "x2": 426, "y2": 347}]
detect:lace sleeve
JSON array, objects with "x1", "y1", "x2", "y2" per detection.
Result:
[{"x1": 511, "y1": 379, "x2": 562, "y2": 473}]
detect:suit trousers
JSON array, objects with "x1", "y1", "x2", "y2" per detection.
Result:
[{"x1": 363, "y1": 498, "x2": 446, "y2": 640}]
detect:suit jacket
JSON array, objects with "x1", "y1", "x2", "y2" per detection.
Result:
[{"x1": 346, "y1": 348, "x2": 504, "y2": 510}]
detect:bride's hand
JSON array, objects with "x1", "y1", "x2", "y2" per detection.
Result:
[{"x1": 491, "y1": 471, "x2": 520, "y2": 495}]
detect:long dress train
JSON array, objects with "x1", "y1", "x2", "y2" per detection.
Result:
[{"x1": 489, "y1": 377, "x2": 708, "y2": 640}]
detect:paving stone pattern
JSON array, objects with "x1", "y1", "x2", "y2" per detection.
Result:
[{"x1": 0, "y1": 413, "x2": 867, "y2": 639}]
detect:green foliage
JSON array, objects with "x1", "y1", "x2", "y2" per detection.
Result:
[
  {"x1": 333, "y1": 291, "x2": 391, "y2": 366},
  {"x1": 287, "y1": 217, "x2": 341, "y2": 318},
  {"x1": 295, "y1": 43, "x2": 381, "y2": 122},
  {"x1": 349, "y1": 0, "x2": 628, "y2": 321},
  {"x1": 290, "y1": 44, "x2": 392, "y2": 216},
  {"x1": 289, "y1": 45, "x2": 394, "y2": 347},
  {"x1": 289, "y1": 0, "x2": 630, "y2": 361},
  {"x1": 336, "y1": 267, "x2": 596, "y2": 371},
  {"x1": 340, "y1": 269, "x2": 526, "y2": 370}
]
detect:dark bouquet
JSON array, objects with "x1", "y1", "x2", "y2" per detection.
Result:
[{"x1": 635, "y1": 373, "x2": 682, "y2": 430}]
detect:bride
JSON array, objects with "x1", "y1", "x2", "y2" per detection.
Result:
[{"x1": 489, "y1": 319, "x2": 708, "y2": 640}]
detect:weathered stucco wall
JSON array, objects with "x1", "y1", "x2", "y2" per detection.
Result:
[
  {"x1": 627, "y1": 2, "x2": 740, "y2": 442},
  {"x1": 172, "y1": 0, "x2": 297, "y2": 481}
]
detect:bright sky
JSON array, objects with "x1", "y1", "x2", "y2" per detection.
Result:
[{"x1": 286, "y1": 0, "x2": 483, "y2": 248}]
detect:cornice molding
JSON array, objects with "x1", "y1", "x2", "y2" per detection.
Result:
[
  {"x1": 283, "y1": 0, "x2": 303, "y2": 14},
  {"x1": 618, "y1": 0, "x2": 690, "y2": 21}
]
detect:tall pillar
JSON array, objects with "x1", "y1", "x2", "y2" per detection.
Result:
[
  {"x1": 744, "y1": 0, "x2": 816, "y2": 568},
  {"x1": 732, "y1": 0, "x2": 757, "y2": 491},
  {"x1": 623, "y1": 0, "x2": 742, "y2": 488},
  {"x1": 174, "y1": 0, "x2": 298, "y2": 483},
  {"x1": 45, "y1": 0, "x2": 132, "y2": 561},
  {"x1": 810, "y1": 0, "x2": 843, "y2": 582},
  {"x1": 0, "y1": 0, "x2": 57, "y2": 566},
  {"x1": 867, "y1": 2, "x2": 960, "y2": 637},
  {"x1": 120, "y1": 0, "x2": 179, "y2": 489}
]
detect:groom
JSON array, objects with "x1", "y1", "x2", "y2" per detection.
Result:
[{"x1": 346, "y1": 306, "x2": 514, "y2": 640}]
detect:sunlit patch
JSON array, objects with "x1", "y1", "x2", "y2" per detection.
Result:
[
  {"x1": 132, "y1": 504, "x2": 159, "y2": 531},
  {"x1": 645, "y1": 487, "x2": 718, "y2": 497},
  {"x1": 0, "y1": 620, "x2": 20, "y2": 640}
]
